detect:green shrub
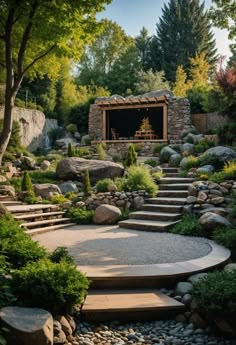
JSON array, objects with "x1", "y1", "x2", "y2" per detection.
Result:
[
  {"x1": 144, "y1": 159, "x2": 158, "y2": 167},
  {"x1": 9, "y1": 177, "x2": 22, "y2": 192},
  {"x1": 11, "y1": 259, "x2": 89, "y2": 314},
  {"x1": 133, "y1": 143, "x2": 143, "y2": 154},
  {"x1": 198, "y1": 154, "x2": 223, "y2": 170},
  {"x1": 96, "y1": 178, "x2": 116, "y2": 193},
  {"x1": 212, "y1": 226, "x2": 236, "y2": 260},
  {"x1": 159, "y1": 150, "x2": 170, "y2": 164},
  {"x1": 67, "y1": 143, "x2": 75, "y2": 157},
  {"x1": 2, "y1": 151, "x2": 15, "y2": 162},
  {"x1": 82, "y1": 169, "x2": 92, "y2": 197},
  {"x1": 119, "y1": 208, "x2": 130, "y2": 220},
  {"x1": 67, "y1": 207, "x2": 94, "y2": 224},
  {"x1": 49, "y1": 127, "x2": 64, "y2": 145},
  {"x1": 209, "y1": 171, "x2": 226, "y2": 183},
  {"x1": 216, "y1": 123, "x2": 236, "y2": 146},
  {"x1": 126, "y1": 144, "x2": 137, "y2": 167},
  {"x1": 21, "y1": 171, "x2": 34, "y2": 193},
  {"x1": 192, "y1": 270, "x2": 236, "y2": 313},
  {"x1": 0, "y1": 256, "x2": 16, "y2": 307},
  {"x1": 121, "y1": 165, "x2": 158, "y2": 197},
  {"x1": 66, "y1": 123, "x2": 77, "y2": 134},
  {"x1": 75, "y1": 147, "x2": 90, "y2": 157},
  {"x1": 24, "y1": 193, "x2": 40, "y2": 204},
  {"x1": 50, "y1": 194, "x2": 69, "y2": 204},
  {"x1": 182, "y1": 155, "x2": 199, "y2": 170},
  {"x1": 0, "y1": 120, "x2": 21, "y2": 152},
  {"x1": 65, "y1": 192, "x2": 78, "y2": 200},
  {"x1": 223, "y1": 160, "x2": 236, "y2": 180},
  {"x1": 170, "y1": 144, "x2": 181, "y2": 153},
  {"x1": 194, "y1": 138, "x2": 214, "y2": 154},
  {"x1": 153, "y1": 143, "x2": 166, "y2": 155},
  {"x1": 152, "y1": 171, "x2": 164, "y2": 182},
  {"x1": 97, "y1": 143, "x2": 106, "y2": 160},
  {"x1": 49, "y1": 247, "x2": 75, "y2": 265},
  {"x1": 29, "y1": 171, "x2": 58, "y2": 184},
  {"x1": 171, "y1": 214, "x2": 204, "y2": 236}
]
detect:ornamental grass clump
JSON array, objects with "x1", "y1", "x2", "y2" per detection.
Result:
[{"x1": 121, "y1": 165, "x2": 158, "y2": 197}]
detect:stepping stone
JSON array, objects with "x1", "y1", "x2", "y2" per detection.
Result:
[
  {"x1": 7, "y1": 204, "x2": 58, "y2": 213},
  {"x1": 163, "y1": 173, "x2": 181, "y2": 177},
  {"x1": 147, "y1": 197, "x2": 186, "y2": 205},
  {"x1": 21, "y1": 217, "x2": 71, "y2": 229},
  {"x1": 129, "y1": 211, "x2": 181, "y2": 222},
  {"x1": 159, "y1": 177, "x2": 194, "y2": 184},
  {"x1": 82, "y1": 289, "x2": 184, "y2": 322},
  {"x1": 159, "y1": 183, "x2": 191, "y2": 191},
  {"x1": 161, "y1": 167, "x2": 179, "y2": 173},
  {"x1": 14, "y1": 211, "x2": 65, "y2": 220},
  {"x1": 143, "y1": 204, "x2": 183, "y2": 213},
  {"x1": 25, "y1": 223, "x2": 76, "y2": 236},
  {"x1": 118, "y1": 219, "x2": 180, "y2": 232},
  {"x1": 158, "y1": 190, "x2": 188, "y2": 198}
]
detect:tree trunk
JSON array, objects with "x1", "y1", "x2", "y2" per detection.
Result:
[{"x1": 0, "y1": 93, "x2": 15, "y2": 166}]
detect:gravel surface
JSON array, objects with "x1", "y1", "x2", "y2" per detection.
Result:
[
  {"x1": 74, "y1": 320, "x2": 235, "y2": 345},
  {"x1": 34, "y1": 225, "x2": 212, "y2": 266}
]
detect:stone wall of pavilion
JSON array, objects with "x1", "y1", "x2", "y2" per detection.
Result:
[{"x1": 88, "y1": 104, "x2": 103, "y2": 140}]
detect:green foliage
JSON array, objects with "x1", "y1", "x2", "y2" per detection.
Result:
[
  {"x1": 82, "y1": 169, "x2": 92, "y2": 197},
  {"x1": 11, "y1": 259, "x2": 89, "y2": 315},
  {"x1": 96, "y1": 178, "x2": 116, "y2": 193},
  {"x1": 209, "y1": 161, "x2": 236, "y2": 183},
  {"x1": 210, "y1": 0, "x2": 236, "y2": 40},
  {"x1": 0, "y1": 216, "x2": 46, "y2": 269},
  {"x1": 29, "y1": 171, "x2": 58, "y2": 184},
  {"x1": 152, "y1": 171, "x2": 164, "y2": 182},
  {"x1": 67, "y1": 207, "x2": 94, "y2": 224},
  {"x1": 153, "y1": 143, "x2": 166, "y2": 155},
  {"x1": 97, "y1": 143, "x2": 106, "y2": 160},
  {"x1": 197, "y1": 154, "x2": 223, "y2": 170},
  {"x1": 120, "y1": 165, "x2": 158, "y2": 197},
  {"x1": 66, "y1": 123, "x2": 77, "y2": 134},
  {"x1": 0, "y1": 120, "x2": 21, "y2": 152},
  {"x1": 216, "y1": 123, "x2": 236, "y2": 146},
  {"x1": 21, "y1": 171, "x2": 33, "y2": 193},
  {"x1": 144, "y1": 159, "x2": 158, "y2": 167},
  {"x1": 24, "y1": 193, "x2": 40, "y2": 204},
  {"x1": 49, "y1": 127, "x2": 65, "y2": 145},
  {"x1": 182, "y1": 155, "x2": 199, "y2": 170},
  {"x1": 50, "y1": 195, "x2": 69, "y2": 204},
  {"x1": 74, "y1": 147, "x2": 90, "y2": 157},
  {"x1": 212, "y1": 226, "x2": 236, "y2": 260},
  {"x1": 192, "y1": 270, "x2": 236, "y2": 313},
  {"x1": 119, "y1": 208, "x2": 131, "y2": 221},
  {"x1": 67, "y1": 143, "x2": 75, "y2": 157},
  {"x1": 0, "y1": 255, "x2": 16, "y2": 309},
  {"x1": 194, "y1": 138, "x2": 214, "y2": 154},
  {"x1": 126, "y1": 144, "x2": 137, "y2": 167},
  {"x1": 209, "y1": 171, "x2": 226, "y2": 184},
  {"x1": 187, "y1": 87, "x2": 210, "y2": 114},
  {"x1": 133, "y1": 143, "x2": 143, "y2": 154},
  {"x1": 49, "y1": 247, "x2": 75, "y2": 265},
  {"x1": 171, "y1": 214, "x2": 203, "y2": 236},
  {"x1": 135, "y1": 69, "x2": 170, "y2": 94}
]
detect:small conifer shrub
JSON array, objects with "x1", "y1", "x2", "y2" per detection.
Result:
[
  {"x1": 21, "y1": 171, "x2": 33, "y2": 192},
  {"x1": 97, "y1": 143, "x2": 106, "y2": 160},
  {"x1": 67, "y1": 143, "x2": 74, "y2": 157},
  {"x1": 82, "y1": 169, "x2": 92, "y2": 197},
  {"x1": 126, "y1": 144, "x2": 137, "y2": 167}
]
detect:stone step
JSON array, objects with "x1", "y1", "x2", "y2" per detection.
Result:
[
  {"x1": 159, "y1": 177, "x2": 194, "y2": 184},
  {"x1": 143, "y1": 204, "x2": 183, "y2": 213},
  {"x1": 158, "y1": 190, "x2": 189, "y2": 198},
  {"x1": 119, "y1": 219, "x2": 180, "y2": 232},
  {"x1": 14, "y1": 211, "x2": 65, "y2": 221},
  {"x1": 7, "y1": 204, "x2": 59, "y2": 214},
  {"x1": 159, "y1": 183, "x2": 191, "y2": 191},
  {"x1": 21, "y1": 217, "x2": 71, "y2": 229},
  {"x1": 82, "y1": 289, "x2": 184, "y2": 322},
  {"x1": 0, "y1": 195, "x2": 15, "y2": 201},
  {"x1": 25, "y1": 222, "x2": 76, "y2": 236},
  {"x1": 129, "y1": 211, "x2": 181, "y2": 222},
  {"x1": 164, "y1": 173, "x2": 182, "y2": 178},
  {"x1": 0, "y1": 200, "x2": 23, "y2": 206},
  {"x1": 161, "y1": 167, "x2": 179, "y2": 173},
  {"x1": 147, "y1": 197, "x2": 186, "y2": 205}
]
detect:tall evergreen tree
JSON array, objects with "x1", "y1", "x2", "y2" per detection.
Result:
[
  {"x1": 155, "y1": 0, "x2": 217, "y2": 82},
  {"x1": 135, "y1": 27, "x2": 152, "y2": 71}
]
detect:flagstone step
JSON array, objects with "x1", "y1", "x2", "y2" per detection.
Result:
[
  {"x1": 161, "y1": 168, "x2": 179, "y2": 173},
  {"x1": 21, "y1": 217, "x2": 71, "y2": 229},
  {"x1": 0, "y1": 200, "x2": 23, "y2": 206},
  {"x1": 118, "y1": 219, "x2": 180, "y2": 232},
  {"x1": 163, "y1": 173, "x2": 182, "y2": 178},
  {"x1": 0, "y1": 196, "x2": 15, "y2": 201},
  {"x1": 147, "y1": 197, "x2": 186, "y2": 205},
  {"x1": 82, "y1": 289, "x2": 184, "y2": 322},
  {"x1": 26, "y1": 222, "x2": 76, "y2": 236},
  {"x1": 15, "y1": 211, "x2": 65, "y2": 221},
  {"x1": 158, "y1": 190, "x2": 189, "y2": 198},
  {"x1": 142, "y1": 204, "x2": 183, "y2": 213},
  {"x1": 7, "y1": 204, "x2": 58, "y2": 214},
  {"x1": 159, "y1": 183, "x2": 191, "y2": 190},
  {"x1": 159, "y1": 177, "x2": 194, "y2": 184},
  {"x1": 129, "y1": 211, "x2": 181, "y2": 222}
]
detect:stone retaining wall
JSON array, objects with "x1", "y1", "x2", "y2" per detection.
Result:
[
  {"x1": 84, "y1": 190, "x2": 150, "y2": 210},
  {"x1": 105, "y1": 141, "x2": 158, "y2": 157}
]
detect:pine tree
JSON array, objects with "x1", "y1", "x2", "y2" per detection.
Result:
[
  {"x1": 155, "y1": 0, "x2": 217, "y2": 82},
  {"x1": 126, "y1": 144, "x2": 137, "y2": 167},
  {"x1": 97, "y1": 143, "x2": 106, "y2": 160},
  {"x1": 67, "y1": 143, "x2": 74, "y2": 157},
  {"x1": 135, "y1": 27, "x2": 152, "y2": 71},
  {"x1": 21, "y1": 171, "x2": 34, "y2": 193},
  {"x1": 82, "y1": 170, "x2": 92, "y2": 197}
]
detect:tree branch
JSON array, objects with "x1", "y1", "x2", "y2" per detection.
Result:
[{"x1": 23, "y1": 44, "x2": 56, "y2": 75}]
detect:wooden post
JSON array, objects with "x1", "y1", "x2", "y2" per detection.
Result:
[
  {"x1": 102, "y1": 110, "x2": 106, "y2": 140},
  {"x1": 163, "y1": 105, "x2": 168, "y2": 140}
]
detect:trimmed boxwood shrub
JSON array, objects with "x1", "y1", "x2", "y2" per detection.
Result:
[
  {"x1": 192, "y1": 270, "x2": 236, "y2": 313},
  {"x1": 11, "y1": 259, "x2": 89, "y2": 314}
]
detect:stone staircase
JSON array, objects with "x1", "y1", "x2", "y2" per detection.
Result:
[
  {"x1": 119, "y1": 167, "x2": 194, "y2": 232},
  {"x1": 5, "y1": 202, "x2": 75, "y2": 235}
]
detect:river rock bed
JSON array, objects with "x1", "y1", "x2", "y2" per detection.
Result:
[{"x1": 73, "y1": 320, "x2": 235, "y2": 345}]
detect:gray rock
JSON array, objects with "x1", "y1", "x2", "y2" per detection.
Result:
[
  {"x1": 188, "y1": 273, "x2": 208, "y2": 284},
  {"x1": 56, "y1": 157, "x2": 124, "y2": 183},
  {"x1": 93, "y1": 204, "x2": 121, "y2": 224},
  {"x1": 211, "y1": 196, "x2": 225, "y2": 205},
  {"x1": 196, "y1": 165, "x2": 215, "y2": 173},
  {"x1": 188, "y1": 184, "x2": 198, "y2": 197},
  {"x1": 179, "y1": 157, "x2": 189, "y2": 169},
  {"x1": 59, "y1": 182, "x2": 78, "y2": 194},
  {"x1": 133, "y1": 196, "x2": 144, "y2": 210},
  {"x1": 182, "y1": 204, "x2": 193, "y2": 215},
  {"x1": 202, "y1": 146, "x2": 236, "y2": 163},
  {"x1": 0, "y1": 185, "x2": 15, "y2": 197},
  {"x1": 55, "y1": 137, "x2": 75, "y2": 149},
  {"x1": 199, "y1": 207, "x2": 229, "y2": 217},
  {"x1": 199, "y1": 212, "x2": 231, "y2": 230},
  {"x1": 22, "y1": 156, "x2": 36, "y2": 169},
  {"x1": 34, "y1": 183, "x2": 61, "y2": 199},
  {"x1": 182, "y1": 294, "x2": 192, "y2": 306},
  {"x1": 81, "y1": 134, "x2": 93, "y2": 145},
  {"x1": 53, "y1": 329, "x2": 66, "y2": 344},
  {"x1": 57, "y1": 315, "x2": 72, "y2": 336},
  {"x1": 224, "y1": 263, "x2": 236, "y2": 272},
  {"x1": 184, "y1": 133, "x2": 203, "y2": 144},
  {"x1": 181, "y1": 143, "x2": 194, "y2": 155},
  {"x1": 0, "y1": 306, "x2": 53, "y2": 345},
  {"x1": 186, "y1": 196, "x2": 197, "y2": 204},
  {"x1": 152, "y1": 166, "x2": 163, "y2": 173},
  {"x1": 160, "y1": 146, "x2": 178, "y2": 163},
  {"x1": 40, "y1": 160, "x2": 51, "y2": 171},
  {"x1": 169, "y1": 154, "x2": 182, "y2": 167},
  {"x1": 175, "y1": 282, "x2": 193, "y2": 296}
]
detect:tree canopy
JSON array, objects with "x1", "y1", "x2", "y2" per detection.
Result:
[{"x1": 210, "y1": 0, "x2": 236, "y2": 40}]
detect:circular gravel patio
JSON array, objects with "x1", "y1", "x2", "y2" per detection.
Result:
[{"x1": 33, "y1": 224, "x2": 212, "y2": 266}]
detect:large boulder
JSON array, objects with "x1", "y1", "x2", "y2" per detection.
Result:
[
  {"x1": 184, "y1": 133, "x2": 203, "y2": 144},
  {"x1": 196, "y1": 165, "x2": 215, "y2": 173},
  {"x1": 55, "y1": 137, "x2": 75, "y2": 149},
  {"x1": 169, "y1": 153, "x2": 182, "y2": 167},
  {"x1": 93, "y1": 204, "x2": 121, "y2": 224},
  {"x1": 202, "y1": 146, "x2": 236, "y2": 163},
  {"x1": 34, "y1": 183, "x2": 61, "y2": 199},
  {"x1": 181, "y1": 143, "x2": 194, "y2": 155},
  {"x1": 56, "y1": 158, "x2": 124, "y2": 183},
  {"x1": 0, "y1": 306, "x2": 53, "y2": 345},
  {"x1": 59, "y1": 182, "x2": 78, "y2": 194},
  {"x1": 199, "y1": 212, "x2": 231, "y2": 230},
  {"x1": 160, "y1": 146, "x2": 178, "y2": 163}
]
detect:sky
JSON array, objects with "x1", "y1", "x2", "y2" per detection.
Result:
[{"x1": 97, "y1": 0, "x2": 233, "y2": 59}]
